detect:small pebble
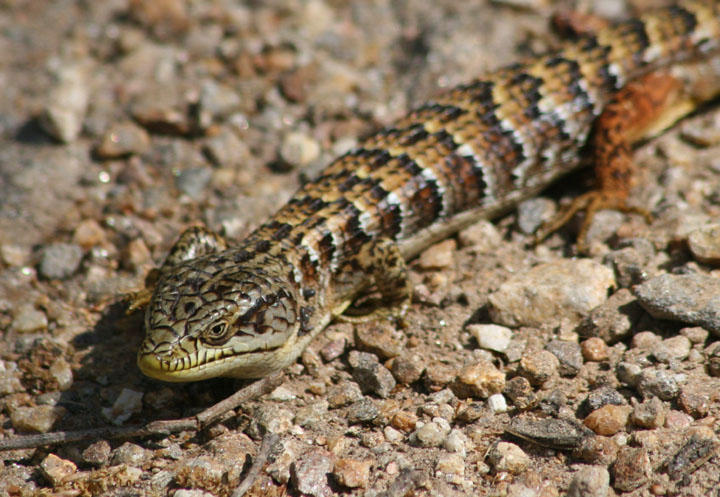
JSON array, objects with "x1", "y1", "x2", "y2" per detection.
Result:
[
  {"x1": 580, "y1": 337, "x2": 609, "y2": 361},
  {"x1": 359, "y1": 431, "x2": 384, "y2": 449},
  {"x1": 130, "y1": 89, "x2": 192, "y2": 135},
  {"x1": 348, "y1": 351, "x2": 396, "y2": 398},
  {"x1": 519, "y1": 350, "x2": 559, "y2": 387},
  {"x1": 82, "y1": 440, "x2": 112, "y2": 466},
  {"x1": 575, "y1": 436, "x2": 619, "y2": 466},
  {"x1": 198, "y1": 80, "x2": 242, "y2": 122},
  {"x1": 40, "y1": 64, "x2": 89, "y2": 143},
  {"x1": 319, "y1": 338, "x2": 347, "y2": 362},
  {"x1": 487, "y1": 442, "x2": 530, "y2": 474},
  {"x1": 664, "y1": 409, "x2": 693, "y2": 429},
  {"x1": 468, "y1": 324, "x2": 512, "y2": 353},
  {"x1": 294, "y1": 400, "x2": 328, "y2": 428},
  {"x1": 11, "y1": 304, "x2": 48, "y2": 333},
  {"x1": 567, "y1": 465, "x2": 610, "y2": 497},
  {"x1": 615, "y1": 361, "x2": 642, "y2": 387},
  {"x1": 39, "y1": 243, "x2": 83, "y2": 279},
  {"x1": 456, "y1": 402, "x2": 485, "y2": 423},
  {"x1": 632, "y1": 331, "x2": 662, "y2": 350},
  {"x1": 346, "y1": 398, "x2": 379, "y2": 425},
  {"x1": 48, "y1": 358, "x2": 73, "y2": 391},
  {"x1": 451, "y1": 360, "x2": 505, "y2": 399},
  {"x1": 101, "y1": 388, "x2": 144, "y2": 425},
  {"x1": 637, "y1": 369, "x2": 680, "y2": 401},
  {"x1": 654, "y1": 335, "x2": 691, "y2": 363},
  {"x1": 279, "y1": 131, "x2": 321, "y2": 169},
  {"x1": 268, "y1": 385, "x2": 296, "y2": 401},
  {"x1": 458, "y1": 220, "x2": 502, "y2": 250},
  {"x1": 332, "y1": 458, "x2": 371, "y2": 489},
  {"x1": 127, "y1": 0, "x2": 190, "y2": 38},
  {"x1": 487, "y1": 393, "x2": 508, "y2": 413},
  {"x1": 443, "y1": 429, "x2": 470, "y2": 455},
  {"x1": 40, "y1": 454, "x2": 77, "y2": 487},
  {"x1": 423, "y1": 362, "x2": 456, "y2": 392},
  {"x1": 517, "y1": 197, "x2": 556, "y2": 235},
  {"x1": 417, "y1": 239, "x2": 456, "y2": 270},
  {"x1": 677, "y1": 386, "x2": 710, "y2": 418},
  {"x1": 96, "y1": 121, "x2": 150, "y2": 158},
  {"x1": 251, "y1": 405, "x2": 294, "y2": 435},
  {"x1": 630, "y1": 397, "x2": 666, "y2": 429},
  {"x1": 387, "y1": 353, "x2": 425, "y2": 385},
  {"x1": 290, "y1": 450, "x2": 333, "y2": 497},
  {"x1": 410, "y1": 421, "x2": 449, "y2": 448},
  {"x1": 680, "y1": 326, "x2": 708, "y2": 344},
  {"x1": 327, "y1": 381, "x2": 364, "y2": 408},
  {"x1": 611, "y1": 447, "x2": 650, "y2": 492},
  {"x1": 0, "y1": 360, "x2": 24, "y2": 395},
  {"x1": 111, "y1": 442, "x2": 147, "y2": 466},
  {"x1": 175, "y1": 456, "x2": 225, "y2": 490},
  {"x1": 0, "y1": 244, "x2": 31, "y2": 266},
  {"x1": 579, "y1": 387, "x2": 626, "y2": 417},
  {"x1": 435, "y1": 453, "x2": 465, "y2": 477},
  {"x1": 383, "y1": 426, "x2": 403, "y2": 443},
  {"x1": 576, "y1": 289, "x2": 641, "y2": 343},
  {"x1": 687, "y1": 224, "x2": 720, "y2": 265},
  {"x1": 10, "y1": 405, "x2": 66, "y2": 433},
  {"x1": 390, "y1": 410, "x2": 418, "y2": 433},
  {"x1": 203, "y1": 128, "x2": 251, "y2": 167},
  {"x1": 72, "y1": 219, "x2": 106, "y2": 249},
  {"x1": 545, "y1": 340, "x2": 583, "y2": 376},
  {"x1": 503, "y1": 376, "x2": 537, "y2": 410},
  {"x1": 355, "y1": 322, "x2": 404, "y2": 359},
  {"x1": 603, "y1": 240, "x2": 654, "y2": 288},
  {"x1": 583, "y1": 405, "x2": 630, "y2": 436},
  {"x1": 122, "y1": 238, "x2": 152, "y2": 272},
  {"x1": 174, "y1": 491, "x2": 215, "y2": 497}
]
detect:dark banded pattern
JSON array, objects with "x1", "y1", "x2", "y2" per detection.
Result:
[{"x1": 137, "y1": 1, "x2": 720, "y2": 381}]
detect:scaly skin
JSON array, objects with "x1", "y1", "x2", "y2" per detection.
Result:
[{"x1": 137, "y1": 1, "x2": 720, "y2": 381}]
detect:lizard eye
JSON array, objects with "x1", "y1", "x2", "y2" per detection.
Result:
[{"x1": 203, "y1": 321, "x2": 230, "y2": 345}]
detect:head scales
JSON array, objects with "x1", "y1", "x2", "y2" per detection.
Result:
[{"x1": 137, "y1": 252, "x2": 302, "y2": 381}]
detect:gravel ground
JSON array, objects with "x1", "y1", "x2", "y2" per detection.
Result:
[{"x1": 1, "y1": 0, "x2": 720, "y2": 496}]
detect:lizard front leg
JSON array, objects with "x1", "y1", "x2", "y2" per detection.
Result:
[{"x1": 333, "y1": 237, "x2": 412, "y2": 323}]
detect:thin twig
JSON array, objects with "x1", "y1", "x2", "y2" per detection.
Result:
[
  {"x1": 0, "y1": 372, "x2": 284, "y2": 451},
  {"x1": 231, "y1": 431, "x2": 279, "y2": 497}
]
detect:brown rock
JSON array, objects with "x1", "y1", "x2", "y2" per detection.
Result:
[
  {"x1": 355, "y1": 322, "x2": 404, "y2": 359},
  {"x1": 519, "y1": 350, "x2": 559, "y2": 387},
  {"x1": 417, "y1": 239, "x2": 456, "y2": 270},
  {"x1": 584, "y1": 405, "x2": 630, "y2": 436},
  {"x1": 332, "y1": 459, "x2": 371, "y2": 489},
  {"x1": 40, "y1": 454, "x2": 77, "y2": 487},
  {"x1": 390, "y1": 410, "x2": 418, "y2": 433},
  {"x1": 580, "y1": 337, "x2": 609, "y2": 362},
  {"x1": 451, "y1": 360, "x2": 505, "y2": 399}
]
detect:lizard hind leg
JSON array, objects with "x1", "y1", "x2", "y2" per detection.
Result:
[
  {"x1": 536, "y1": 72, "x2": 695, "y2": 253},
  {"x1": 334, "y1": 237, "x2": 412, "y2": 324}
]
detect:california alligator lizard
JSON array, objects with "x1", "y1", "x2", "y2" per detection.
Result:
[{"x1": 137, "y1": 1, "x2": 720, "y2": 381}]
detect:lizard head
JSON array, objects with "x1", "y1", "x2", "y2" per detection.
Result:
[{"x1": 137, "y1": 252, "x2": 304, "y2": 381}]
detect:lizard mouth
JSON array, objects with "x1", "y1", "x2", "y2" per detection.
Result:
[
  {"x1": 137, "y1": 341, "x2": 286, "y2": 381},
  {"x1": 137, "y1": 344, "x2": 233, "y2": 382}
]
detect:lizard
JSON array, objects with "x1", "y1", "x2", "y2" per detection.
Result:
[{"x1": 134, "y1": 0, "x2": 720, "y2": 381}]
